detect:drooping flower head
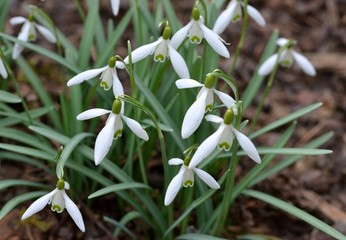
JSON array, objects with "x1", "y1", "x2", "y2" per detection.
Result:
[
  {"x1": 176, "y1": 74, "x2": 236, "y2": 139},
  {"x1": 170, "y1": 7, "x2": 230, "y2": 58},
  {"x1": 67, "y1": 56, "x2": 125, "y2": 98},
  {"x1": 77, "y1": 99, "x2": 149, "y2": 165},
  {"x1": 10, "y1": 14, "x2": 57, "y2": 59},
  {"x1": 22, "y1": 179, "x2": 85, "y2": 232},
  {"x1": 213, "y1": 0, "x2": 266, "y2": 34},
  {"x1": 123, "y1": 24, "x2": 190, "y2": 79},
  {"x1": 189, "y1": 108, "x2": 261, "y2": 169},
  {"x1": 258, "y1": 38, "x2": 316, "y2": 76},
  {"x1": 164, "y1": 154, "x2": 220, "y2": 206}
]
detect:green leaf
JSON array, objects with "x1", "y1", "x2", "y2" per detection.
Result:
[
  {"x1": 114, "y1": 211, "x2": 142, "y2": 237},
  {"x1": 236, "y1": 234, "x2": 281, "y2": 240},
  {"x1": 0, "y1": 143, "x2": 52, "y2": 161},
  {"x1": 0, "y1": 180, "x2": 47, "y2": 191},
  {"x1": 0, "y1": 90, "x2": 21, "y2": 103},
  {"x1": 243, "y1": 190, "x2": 346, "y2": 240},
  {"x1": 89, "y1": 182, "x2": 151, "y2": 199},
  {"x1": 103, "y1": 215, "x2": 137, "y2": 240},
  {"x1": 177, "y1": 234, "x2": 227, "y2": 240},
  {"x1": 142, "y1": 119, "x2": 173, "y2": 132}
]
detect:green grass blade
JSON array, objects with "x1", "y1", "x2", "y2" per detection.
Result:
[
  {"x1": 243, "y1": 190, "x2": 346, "y2": 240},
  {"x1": 88, "y1": 183, "x2": 151, "y2": 199},
  {"x1": 114, "y1": 211, "x2": 142, "y2": 237},
  {"x1": 0, "y1": 180, "x2": 48, "y2": 191},
  {"x1": 177, "y1": 234, "x2": 227, "y2": 240},
  {"x1": 103, "y1": 216, "x2": 137, "y2": 240},
  {"x1": 0, "y1": 90, "x2": 21, "y2": 103}
]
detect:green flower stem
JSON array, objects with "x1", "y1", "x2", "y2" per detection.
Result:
[
  {"x1": 72, "y1": 0, "x2": 86, "y2": 21},
  {"x1": 229, "y1": 0, "x2": 249, "y2": 75},
  {"x1": 180, "y1": 189, "x2": 193, "y2": 234}
]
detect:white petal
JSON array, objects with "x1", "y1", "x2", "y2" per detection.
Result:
[
  {"x1": 0, "y1": 58, "x2": 8, "y2": 79},
  {"x1": 212, "y1": 1, "x2": 237, "y2": 34},
  {"x1": 247, "y1": 5, "x2": 266, "y2": 27},
  {"x1": 168, "y1": 158, "x2": 184, "y2": 165},
  {"x1": 12, "y1": 21, "x2": 31, "y2": 59},
  {"x1": 124, "y1": 39, "x2": 161, "y2": 64},
  {"x1": 64, "y1": 182, "x2": 70, "y2": 190},
  {"x1": 21, "y1": 189, "x2": 57, "y2": 220},
  {"x1": 258, "y1": 53, "x2": 278, "y2": 76},
  {"x1": 112, "y1": 69, "x2": 124, "y2": 97},
  {"x1": 168, "y1": 44, "x2": 190, "y2": 78},
  {"x1": 121, "y1": 115, "x2": 149, "y2": 141},
  {"x1": 35, "y1": 24, "x2": 57, "y2": 43},
  {"x1": 231, "y1": 125, "x2": 261, "y2": 163},
  {"x1": 175, "y1": 79, "x2": 203, "y2": 89},
  {"x1": 116, "y1": 61, "x2": 125, "y2": 69},
  {"x1": 67, "y1": 66, "x2": 107, "y2": 86},
  {"x1": 193, "y1": 168, "x2": 220, "y2": 189},
  {"x1": 63, "y1": 192, "x2": 85, "y2": 232},
  {"x1": 170, "y1": 21, "x2": 193, "y2": 49},
  {"x1": 276, "y1": 38, "x2": 289, "y2": 47},
  {"x1": 164, "y1": 167, "x2": 185, "y2": 206},
  {"x1": 205, "y1": 114, "x2": 223, "y2": 123},
  {"x1": 292, "y1": 50, "x2": 316, "y2": 76},
  {"x1": 189, "y1": 124, "x2": 226, "y2": 169},
  {"x1": 181, "y1": 89, "x2": 208, "y2": 139},
  {"x1": 94, "y1": 114, "x2": 116, "y2": 165},
  {"x1": 76, "y1": 108, "x2": 110, "y2": 120},
  {"x1": 212, "y1": 89, "x2": 236, "y2": 108},
  {"x1": 110, "y1": 0, "x2": 120, "y2": 16},
  {"x1": 9, "y1": 16, "x2": 27, "y2": 25},
  {"x1": 199, "y1": 23, "x2": 230, "y2": 58}
]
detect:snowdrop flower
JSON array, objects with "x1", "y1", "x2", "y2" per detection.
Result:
[
  {"x1": 213, "y1": 0, "x2": 266, "y2": 34},
  {"x1": 189, "y1": 108, "x2": 261, "y2": 169},
  {"x1": 123, "y1": 26, "x2": 190, "y2": 79},
  {"x1": 170, "y1": 7, "x2": 230, "y2": 58},
  {"x1": 22, "y1": 179, "x2": 85, "y2": 232},
  {"x1": 176, "y1": 74, "x2": 236, "y2": 139},
  {"x1": 77, "y1": 99, "x2": 149, "y2": 165},
  {"x1": 0, "y1": 57, "x2": 7, "y2": 79},
  {"x1": 164, "y1": 155, "x2": 220, "y2": 206},
  {"x1": 67, "y1": 57, "x2": 125, "y2": 97},
  {"x1": 10, "y1": 15, "x2": 56, "y2": 59},
  {"x1": 110, "y1": 0, "x2": 120, "y2": 16},
  {"x1": 258, "y1": 38, "x2": 316, "y2": 76}
]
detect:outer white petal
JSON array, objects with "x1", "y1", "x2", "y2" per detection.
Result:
[
  {"x1": 76, "y1": 108, "x2": 110, "y2": 120},
  {"x1": 247, "y1": 5, "x2": 266, "y2": 27},
  {"x1": 124, "y1": 39, "x2": 161, "y2": 64},
  {"x1": 168, "y1": 158, "x2": 184, "y2": 165},
  {"x1": 0, "y1": 58, "x2": 8, "y2": 79},
  {"x1": 121, "y1": 115, "x2": 149, "y2": 141},
  {"x1": 9, "y1": 16, "x2": 27, "y2": 25},
  {"x1": 189, "y1": 124, "x2": 226, "y2": 169},
  {"x1": 199, "y1": 23, "x2": 230, "y2": 58},
  {"x1": 168, "y1": 44, "x2": 190, "y2": 79},
  {"x1": 67, "y1": 66, "x2": 107, "y2": 86},
  {"x1": 164, "y1": 167, "x2": 185, "y2": 206},
  {"x1": 110, "y1": 0, "x2": 120, "y2": 16},
  {"x1": 292, "y1": 50, "x2": 316, "y2": 76},
  {"x1": 205, "y1": 114, "x2": 223, "y2": 123},
  {"x1": 212, "y1": 89, "x2": 236, "y2": 108},
  {"x1": 181, "y1": 89, "x2": 208, "y2": 139},
  {"x1": 63, "y1": 192, "x2": 85, "y2": 232},
  {"x1": 12, "y1": 21, "x2": 31, "y2": 59},
  {"x1": 175, "y1": 79, "x2": 203, "y2": 89},
  {"x1": 276, "y1": 38, "x2": 289, "y2": 47},
  {"x1": 193, "y1": 168, "x2": 220, "y2": 189},
  {"x1": 212, "y1": 1, "x2": 237, "y2": 34},
  {"x1": 21, "y1": 189, "x2": 57, "y2": 220},
  {"x1": 94, "y1": 114, "x2": 116, "y2": 165},
  {"x1": 116, "y1": 61, "x2": 125, "y2": 69},
  {"x1": 170, "y1": 21, "x2": 193, "y2": 49},
  {"x1": 258, "y1": 53, "x2": 278, "y2": 76},
  {"x1": 64, "y1": 182, "x2": 70, "y2": 190},
  {"x1": 35, "y1": 24, "x2": 57, "y2": 43},
  {"x1": 112, "y1": 69, "x2": 124, "y2": 97},
  {"x1": 231, "y1": 125, "x2": 261, "y2": 163}
]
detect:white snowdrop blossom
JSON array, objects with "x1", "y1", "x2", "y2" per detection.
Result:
[
  {"x1": 213, "y1": 0, "x2": 266, "y2": 34},
  {"x1": 110, "y1": 0, "x2": 120, "y2": 16},
  {"x1": 164, "y1": 156, "x2": 220, "y2": 206},
  {"x1": 10, "y1": 15, "x2": 56, "y2": 59},
  {"x1": 189, "y1": 109, "x2": 261, "y2": 169},
  {"x1": 77, "y1": 99, "x2": 149, "y2": 165},
  {"x1": 67, "y1": 57, "x2": 125, "y2": 97},
  {"x1": 258, "y1": 38, "x2": 316, "y2": 76},
  {"x1": 170, "y1": 7, "x2": 230, "y2": 58},
  {"x1": 0, "y1": 57, "x2": 8, "y2": 79},
  {"x1": 123, "y1": 26, "x2": 190, "y2": 79},
  {"x1": 176, "y1": 74, "x2": 236, "y2": 139},
  {"x1": 21, "y1": 179, "x2": 85, "y2": 232}
]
